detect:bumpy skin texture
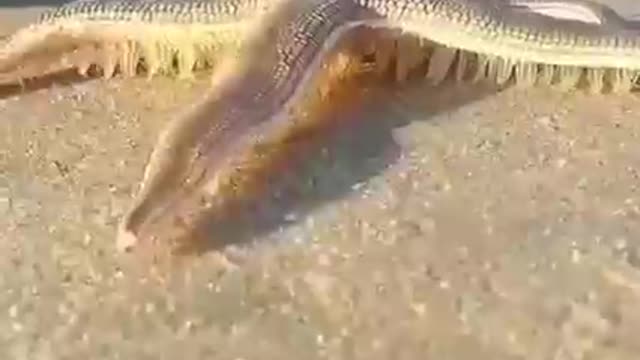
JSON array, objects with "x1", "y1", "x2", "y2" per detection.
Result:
[
  {"x1": 2, "y1": 0, "x2": 640, "y2": 83},
  {"x1": 509, "y1": 0, "x2": 633, "y2": 27},
  {"x1": 3, "y1": 0, "x2": 640, "y2": 255},
  {"x1": 0, "y1": 0, "x2": 275, "y2": 81},
  {"x1": 38, "y1": 0, "x2": 270, "y2": 24}
]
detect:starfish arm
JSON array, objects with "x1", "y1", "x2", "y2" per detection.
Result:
[
  {"x1": 507, "y1": 0, "x2": 630, "y2": 27},
  {"x1": 357, "y1": 0, "x2": 640, "y2": 68},
  {"x1": 38, "y1": 0, "x2": 270, "y2": 24},
  {"x1": 3, "y1": 0, "x2": 640, "y2": 85},
  {"x1": 116, "y1": 0, "x2": 371, "y2": 252},
  {"x1": 0, "y1": 0, "x2": 274, "y2": 83}
]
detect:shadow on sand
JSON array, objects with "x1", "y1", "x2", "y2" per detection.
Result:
[{"x1": 171, "y1": 78, "x2": 502, "y2": 256}]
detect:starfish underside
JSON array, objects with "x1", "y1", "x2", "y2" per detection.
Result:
[{"x1": 2, "y1": 0, "x2": 640, "y2": 259}]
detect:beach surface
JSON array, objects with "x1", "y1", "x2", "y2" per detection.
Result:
[{"x1": 1, "y1": 1, "x2": 640, "y2": 359}]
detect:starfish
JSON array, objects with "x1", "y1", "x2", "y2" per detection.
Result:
[{"x1": 2, "y1": 0, "x2": 640, "y2": 258}]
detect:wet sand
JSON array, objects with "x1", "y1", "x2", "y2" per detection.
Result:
[{"x1": 1, "y1": 2, "x2": 640, "y2": 359}]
